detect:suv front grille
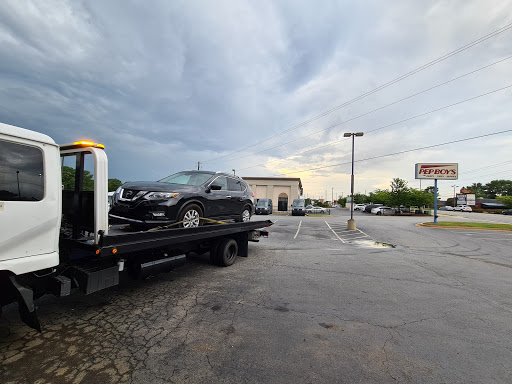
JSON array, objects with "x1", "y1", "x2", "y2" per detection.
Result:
[{"x1": 119, "y1": 188, "x2": 146, "y2": 202}]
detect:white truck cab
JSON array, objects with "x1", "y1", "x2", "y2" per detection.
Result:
[
  {"x1": 0, "y1": 123, "x2": 62, "y2": 275},
  {"x1": 0, "y1": 123, "x2": 109, "y2": 275}
]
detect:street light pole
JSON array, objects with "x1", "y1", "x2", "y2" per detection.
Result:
[
  {"x1": 344, "y1": 132, "x2": 364, "y2": 230},
  {"x1": 451, "y1": 184, "x2": 459, "y2": 207}
]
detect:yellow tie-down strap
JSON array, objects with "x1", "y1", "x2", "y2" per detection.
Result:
[{"x1": 147, "y1": 217, "x2": 228, "y2": 231}]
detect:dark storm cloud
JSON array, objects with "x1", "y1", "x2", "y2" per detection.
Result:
[{"x1": 0, "y1": 0, "x2": 511, "y2": 198}]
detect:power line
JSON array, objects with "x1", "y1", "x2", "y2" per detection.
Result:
[
  {"x1": 238, "y1": 83, "x2": 512, "y2": 171},
  {"x1": 202, "y1": 22, "x2": 512, "y2": 164},
  {"x1": 229, "y1": 56, "x2": 512, "y2": 167},
  {"x1": 365, "y1": 84, "x2": 512, "y2": 134},
  {"x1": 460, "y1": 160, "x2": 512, "y2": 175},
  {"x1": 275, "y1": 129, "x2": 512, "y2": 176}
]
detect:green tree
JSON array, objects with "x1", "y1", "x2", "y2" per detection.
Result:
[
  {"x1": 305, "y1": 198, "x2": 312, "y2": 206},
  {"x1": 464, "y1": 182, "x2": 486, "y2": 198},
  {"x1": 368, "y1": 189, "x2": 391, "y2": 205},
  {"x1": 409, "y1": 189, "x2": 435, "y2": 207},
  {"x1": 496, "y1": 196, "x2": 512, "y2": 208},
  {"x1": 337, "y1": 197, "x2": 347, "y2": 206},
  {"x1": 61, "y1": 166, "x2": 94, "y2": 191},
  {"x1": 484, "y1": 180, "x2": 512, "y2": 198},
  {"x1": 108, "y1": 178, "x2": 123, "y2": 192},
  {"x1": 424, "y1": 186, "x2": 438, "y2": 195},
  {"x1": 390, "y1": 178, "x2": 410, "y2": 207},
  {"x1": 352, "y1": 193, "x2": 368, "y2": 204}
]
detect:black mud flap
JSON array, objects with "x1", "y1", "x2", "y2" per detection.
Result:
[{"x1": 8, "y1": 276, "x2": 41, "y2": 332}]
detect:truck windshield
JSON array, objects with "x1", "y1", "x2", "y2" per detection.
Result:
[
  {"x1": 256, "y1": 200, "x2": 268, "y2": 208},
  {"x1": 292, "y1": 199, "x2": 305, "y2": 208},
  {"x1": 159, "y1": 172, "x2": 213, "y2": 186}
]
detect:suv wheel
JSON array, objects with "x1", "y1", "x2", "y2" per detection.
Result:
[
  {"x1": 236, "y1": 207, "x2": 251, "y2": 222},
  {"x1": 178, "y1": 204, "x2": 203, "y2": 228}
]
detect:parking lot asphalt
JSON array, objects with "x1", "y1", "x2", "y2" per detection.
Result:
[{"x1": 1, "y1": 209, "x2": 512, "y2": 383}]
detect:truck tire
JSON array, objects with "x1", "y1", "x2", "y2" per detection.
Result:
[
  {"x1": 216, "y1": 238, "x2": 238, "y2": 267},
  {"x1": 178, "y1": 204, "x2": 203, "y2": 228}
]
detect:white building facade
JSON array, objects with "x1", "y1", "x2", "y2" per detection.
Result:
[{"x1": 242, "y1": 177, "x2": 303, "y2": 212}]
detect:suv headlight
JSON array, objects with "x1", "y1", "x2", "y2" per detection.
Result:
[{"x1": 143, "y1": 192, "x2": 179, "y2": 200}]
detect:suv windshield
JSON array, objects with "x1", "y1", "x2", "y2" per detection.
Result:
[
  {"x1": 256, "y1": 200, "x2": 269, "y2": 208},
  {"x1": 159, "y1": 172, "x2": 213, "y2": 186},
  {"x1": 292, "y1": 199, "x2": 305, "y2": 208}
]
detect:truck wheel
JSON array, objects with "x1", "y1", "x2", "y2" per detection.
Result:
[
  {"x1": 216, "y1": 238, "x2": 238, "y2": 267},
  {"x1": 178, "y1": 204, "x2": 203, "y2": 228}
]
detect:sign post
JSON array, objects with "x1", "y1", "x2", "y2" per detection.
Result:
[
  {"x1": 415, "y1": 163, "x2": 458, "y2": 223},
  {"x1": 434, "y1": 179, "x2": 438, "y2": 223}
]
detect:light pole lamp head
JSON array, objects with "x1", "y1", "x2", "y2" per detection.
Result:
[
  {"x1": 355, "y1": 132, "x2": 364, "y2": 137},
  {"x1": 343, "y1": 133, "x2": 352, "y2": 137}
]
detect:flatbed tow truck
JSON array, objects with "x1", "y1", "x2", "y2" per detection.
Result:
[{"x1": 0, "y1": 122, "x2": 272, "y2": 331}]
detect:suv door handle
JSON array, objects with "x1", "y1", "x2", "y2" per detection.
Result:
[{"x1": 226, "y1": 195, "x2": 232, "y2": 199}]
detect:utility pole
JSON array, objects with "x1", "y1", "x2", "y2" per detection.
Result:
[
  {"x1": 197, "y1": 161, "x2": 200, "y2": 170},
  {"x1": 451, "y1": 184, "x2": 459, "y2": 207},
  {"x1": 344, "y1": 132, "x2": 364, "y2": 230}
]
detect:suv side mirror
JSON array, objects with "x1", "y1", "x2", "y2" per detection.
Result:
[{"x1": 210, "y1": 184, "x2": 222, "y2": 191}]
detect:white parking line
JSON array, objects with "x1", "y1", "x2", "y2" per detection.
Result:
[
  {"x1": 347, "y1": 236, "x2": 371, "y2": 240},
  {"x1": 472, "y1": 238, "x2": 512, "y2": 241},
  {"x1": 325, "y1": 221, "x2": 345, "y2": 243},
  {"x1": 294, "y1": 220, "x2": 302, "y2": 239}
]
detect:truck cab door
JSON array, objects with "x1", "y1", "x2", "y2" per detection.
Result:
[{"x1": 0, "y1": 129, "x2": 61, "y2": 275}]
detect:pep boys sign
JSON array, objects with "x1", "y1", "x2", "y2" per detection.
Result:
[{"x1": 415, "y1": 163, "x2": 458, "y2": 180}]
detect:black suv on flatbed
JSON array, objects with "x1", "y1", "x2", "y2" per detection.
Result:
[{"x1": 109, "y1": 171, "x2": 254, "y2": 228}]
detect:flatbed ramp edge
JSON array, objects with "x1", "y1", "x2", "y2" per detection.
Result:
[{"x1": 96, "y1": 219, "x2": 273, "y2": 256}]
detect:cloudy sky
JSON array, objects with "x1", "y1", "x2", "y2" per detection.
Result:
[{"x1": 1, "y1": 0, "x2": 511, "y2": 200}]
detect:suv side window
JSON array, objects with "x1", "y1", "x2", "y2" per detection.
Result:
[
  {"x1": 211, "y1": 176, "x2": 228, "y2": 190},
  {"x1": 227, "y1": 177, "x2": 243, "y2": 191},
  {"x1": 0, "y1": 139, "x2": 44, "y2": 201}
]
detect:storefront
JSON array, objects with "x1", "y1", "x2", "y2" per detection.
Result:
[{"x1": 242, "y1": 177, "x2": 303, "y2": 212}]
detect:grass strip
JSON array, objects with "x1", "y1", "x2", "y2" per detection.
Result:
[{"x1": 422, "y1": 222, "x2": 512, "y2": 230}]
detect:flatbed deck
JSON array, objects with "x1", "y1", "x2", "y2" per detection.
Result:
[{"x1": 62, "y1": 220, "x2": 273, "y2": 257}]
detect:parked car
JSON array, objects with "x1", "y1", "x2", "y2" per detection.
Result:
[
  {"x1": 440, "y1": 205, "x2": 454, "y2": 211},
  {"x1": 455, "y1": 205, "x2": 472, "y2": 212},
  {"x1": 503, "y1": 209, "x2": 512, "y2": 215},
  {"x1": 371, "y1": 206, "x2": 392, "y2": 215},
  {"x1": 308, "y1": 206, "x2": 328, "y2": 214},
  {"x1": 255, "y1": 198, "x2": 273, "y2": 215},
  {"x1": 305, "y1": 205, "x2": 314, "y2": 213},
  {"x1": 291, "y1": 199, "x2": 306, "y2": 216},
  {"x1": 354, "y1": 204, "x2": 366, "y2": 211},
  {"x1": 364, "y1": 204, "x2": 383, "y2": 213},
  {"x1": 109, "y1": 170, "x2": 254, "y2": 228}
]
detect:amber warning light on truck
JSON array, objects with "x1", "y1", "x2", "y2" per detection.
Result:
[{"x1": 415, "y1": 163, "x2": 458, "y2": 180}]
